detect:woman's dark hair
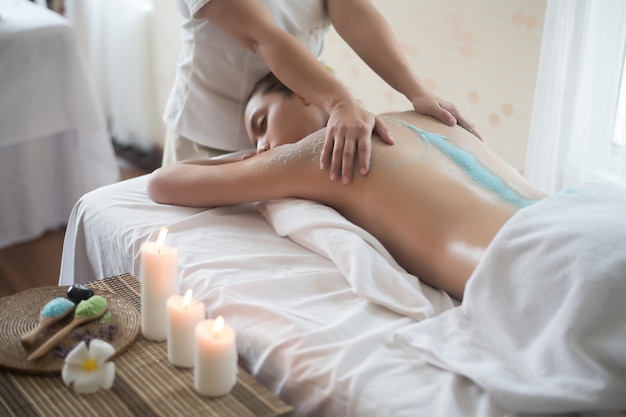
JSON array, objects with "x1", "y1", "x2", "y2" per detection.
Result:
[{"x1": 245, "y1": 72, "x2": 293, "y2": 106}]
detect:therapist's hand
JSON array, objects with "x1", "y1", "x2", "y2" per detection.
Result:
[
  {"x1": 411, "y1": 92, "x2": 483, "y2": 141},
  {"x1": 320, "y1": 100, "x2": 394, "y2": 184}
]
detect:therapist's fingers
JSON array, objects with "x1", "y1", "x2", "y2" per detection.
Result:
[
  {"x1": 322, "y1": 103, "x2": 380, "y2": 182},
  {"x1": 240, "y1": 151, "x2": 257, "y2": 160},
  {"x1": 413, "y1": 95, "x2": 457, "y2": 127},
  {"x1": 329, "y1": 134, "x2": 345, "y2": 182},
  {"x1": 431, "y1": 103, "x2": 458, "y2": 127},
  {"x1": 324, "y1": 128, "x2": 378, "y2": 183},
  {"x1": 321, "y1": 127, "x2": 346, "y2": 181},
  {"x1": 321, "y1": 130, "x2": 363, "y2": 183},
  {"x1": 356, "y1": 117, "x2": 393, "y2": 177},
  {"x1": 341, "y1": 134, "x2": 358, "y2": 184},
  {"x1": 456, "y1": 116, "x2": 483, "y2": 141},
  {"x1": 356, "y1": 130, "x2": 372, "y2": 177},
  {"x1": 413, "y1": 94, "x2": 483, "y2": 142},
  {"x1": 320, "y1": 132, "x2": 334, "y2": 172},
  {"x1": 373, "y1": 116, "x2": 394, "y2": 145},
  {"x1": 435, "y1": 99, "x2": 483, "y2": 141}
]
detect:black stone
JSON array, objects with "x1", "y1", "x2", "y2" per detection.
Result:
[{"x1": 67, "y1": 284, "x2": 94, "y2": 304}]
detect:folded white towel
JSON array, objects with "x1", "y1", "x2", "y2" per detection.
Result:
[
  {"x1": 258, "y1": 198, "x2": 456, "y2": 320},
  {"x1": 395, "y1": 182, "x2": 626, "y2": 413}
]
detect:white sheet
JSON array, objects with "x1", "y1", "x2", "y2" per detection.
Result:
[
  {"x1": 59, "y1": 174, "x2": 607, "y2": 417},
  {"x1": 257, "y1": 198, "x2": 455, "y2": 320},
  {"x1": 396, "y1": 182, "x2": 626, "y2": 414},
  {"x1": 0, "y1": 0, "x2": 119, "y2": 248}
]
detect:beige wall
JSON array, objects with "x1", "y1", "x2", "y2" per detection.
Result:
[
  {"x1": 150, "y1": 0, "x2": 546, "y2": 169},
  {"x1": 321, "y1": 0, "x2": 546, "y2": 171}
]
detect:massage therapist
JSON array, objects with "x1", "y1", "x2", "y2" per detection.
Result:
[{"x1": 162, "y1": 0, "x2": 481, "y2": 184}]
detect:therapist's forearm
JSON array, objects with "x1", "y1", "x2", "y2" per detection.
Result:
[
  {"x1": 254, "y1": 29, "x2": 356, "y2": 114},
  {"x1": 328, "y1": 0, "x2": 427, "y2": 102}
]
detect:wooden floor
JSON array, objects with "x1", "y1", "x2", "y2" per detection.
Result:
[{"x1": 0, "y1": 160, "x2": 151, "y2": 299}]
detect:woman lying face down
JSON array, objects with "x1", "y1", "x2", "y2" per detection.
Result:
[{"x1": 148, "y1": 74, "x2": 548, "y2": 301}]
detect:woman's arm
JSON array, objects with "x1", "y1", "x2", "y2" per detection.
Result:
[
  {"x1": 147, "y1": 145, "x2": 313, "y2": 208},
  {"x1": 196, "y1": 0, "x2": 393, "y2": 184},
  {"x1": 149, "y1": 159, "x2": 265, "y2": 208},
  {"x1": 327, "y1": 0, "x2": 482, "y2": 140},
  {"x1": 175, "y1": 158, "x2": 239, "y2": 166}
]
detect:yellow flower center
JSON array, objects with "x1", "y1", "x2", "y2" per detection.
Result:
[{"x1": 81, "y1": 358, "x2": 99, "y2": 372}]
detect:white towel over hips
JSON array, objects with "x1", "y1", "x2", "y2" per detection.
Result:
[{"x1": 394, "y1": 182, "x2": 626, "y2": 414}]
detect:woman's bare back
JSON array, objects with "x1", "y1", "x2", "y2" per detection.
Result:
[{"x1": 277, "y1": 111, "x2": 548, "y2": 299}]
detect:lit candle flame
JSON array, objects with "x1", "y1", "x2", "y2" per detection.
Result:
[
  {"x1": 211, "y1": 316, "x2": 224, "y2": 338},
  {"x1": 183, "y1": 289, "x2": 193, "y2": 308},
  {"x1": 156, "y1": 227, "x2": 168, "y2": 247}
]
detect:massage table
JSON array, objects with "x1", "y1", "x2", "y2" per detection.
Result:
[
  {"x1": 58, "y1": 168, "x2": 626, "y2": 416},
  {"x1": 0, "y1": 0, "x2": 119, "y2": 249}
]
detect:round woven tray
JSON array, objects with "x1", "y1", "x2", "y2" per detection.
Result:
[{"x1": 0, "y1": 286, "x2": 140, "y2": 375}]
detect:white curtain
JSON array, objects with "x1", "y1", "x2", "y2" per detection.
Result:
[
  {"x1": 65, "y1": 0, "x2": 164, "y2": 150},
  {"x1": 525, "y1": 0, "x2": 626, "y2": 193}
]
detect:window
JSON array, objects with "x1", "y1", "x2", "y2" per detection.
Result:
[{"x1": 525, "y1": 0, "x2": 626, "y2": 191}]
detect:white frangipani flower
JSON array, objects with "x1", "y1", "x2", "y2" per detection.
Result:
[{"x1": 62, "y1": 339, "x2": 116, "y2": 394}]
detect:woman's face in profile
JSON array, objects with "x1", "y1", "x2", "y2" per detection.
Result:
[{"x1": 245, "y1": 91, "x2": 328, "y2": 154}]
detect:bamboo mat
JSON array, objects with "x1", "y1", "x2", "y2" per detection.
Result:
[{"x1": 0, "y1": 274, "x2": 293, "y2": 417}]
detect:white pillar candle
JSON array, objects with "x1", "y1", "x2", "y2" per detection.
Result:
[
  {"x1": 140, "y1": 227, "x2": 179, "y2": 341},
  {"x1": 194, "y1": 316, "x2": 238, "y2": 397},
  {"x1": 166, "y1": 289, "x2": 205, "y2": 368}
]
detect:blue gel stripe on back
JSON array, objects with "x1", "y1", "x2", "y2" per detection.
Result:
[{"x1": 398, "y1": 121, "x2": 537, "y2": 208}]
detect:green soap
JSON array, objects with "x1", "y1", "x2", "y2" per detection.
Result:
[
  {"x1": 75, "y1": 295, "x2": 107, "y2": 318},
  {"x1": 98, "y1": 310, "x2": 112, "y2": 324}
]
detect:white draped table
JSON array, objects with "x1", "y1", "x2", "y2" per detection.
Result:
[{"x1": 0, "y1": 0, "x2": 119, "y2": 249}]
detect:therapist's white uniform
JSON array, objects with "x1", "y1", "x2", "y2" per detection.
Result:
[{"x1": 163, "y1": 0, "x2": 330, "y2": 156}]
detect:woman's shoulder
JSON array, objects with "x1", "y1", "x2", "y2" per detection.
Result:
[{"x1": 251, "y1": 128, "x2": 327, "y2": 174}]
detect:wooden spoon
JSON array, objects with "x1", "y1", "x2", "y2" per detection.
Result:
[
  {"x1": 21, "y1": 297, "x2": 76, "y2": 348},
  {"x1": 28, "y1": 295, "x2": 108, "y2": 361}
]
